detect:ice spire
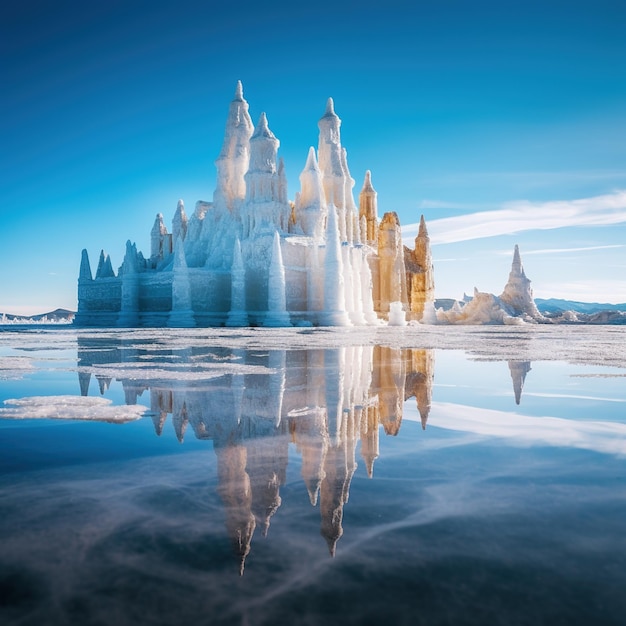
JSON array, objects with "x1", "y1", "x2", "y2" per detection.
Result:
[
  {"x1": 234, "y1": 79, "x2": 243, "y2": 100},
  {"x1": 499, "y1": 245, "x2": 543, "y2": 319},
  {"x1": 264, "y1": 232, "x2": 291, "y2": 327},
  {"x1": 320, "y1": 205, "x2": 351, "y2": 326},
  {"x1": 95, "y1": 250, "x2": 115, "y2": 279},
  {"x1": 318, "y1": 98, "x2": 346, "y2": 211},
  {"x1": 150, "y1": 213, "x2": 170, "y2": 262},
  {"x1": 245, "y1": 112, "x2": 280, "y2": 204},
  {"x1": 359, "y1": 170, "x2": 378, "y2": 245},
  {"x1": 214, "y1": 81, "x2": 254, "y2": 212},
  {"x1": 79, "y1": 249, "x2": 93, "y2": 281},
  {"x1": 172, "y1": 199, "x2": 188, "y2": 243},
  {"x1": 226, "y1": 238, "x2": 249, "y2": 327},
  {"x1": 168, "y1": 237, "x2": 195, "y2": 327},
  {"x1": 297, "y1": 147, "x2": 326, "y2": 239}
]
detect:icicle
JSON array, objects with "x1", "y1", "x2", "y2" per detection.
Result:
[
  {"x1": 264, "y1": 232, "x2": 291, "y2": 327},
  {"x1": 226, "y1": 238, "x2": 249, "y2": 327},
  {"x1": 320, "y1": 205, "x2": 351, "y2": 326}
]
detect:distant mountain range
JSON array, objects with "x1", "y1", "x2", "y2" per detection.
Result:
[
  {"x1": 1, "y1": 308, "x2": 75, "y2": 322},
  {"x1": 534, "y1": 299, "x2": 626, "y2": 314}
]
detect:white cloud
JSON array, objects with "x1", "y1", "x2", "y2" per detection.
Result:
[
  {"x1": 520, "y1": 244, "x2": 625, "y2": 256},
  {"x1": 403, "y1": 190, "x2": 626, "y2": 245},
  {"x1": 533, "y1": 279, "x2": 626, "y2": 303}
]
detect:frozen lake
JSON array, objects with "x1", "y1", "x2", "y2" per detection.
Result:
[{"x1": 1, "y1": 326, "x2": 625, "y2": 625}]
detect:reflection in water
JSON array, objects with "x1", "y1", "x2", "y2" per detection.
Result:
[
  {"x1": 77, "y1": 341, "x2": 438, "y2": 571},
  {"x1": 508, "y1": 360, "x2": 532, "y2": 405}
]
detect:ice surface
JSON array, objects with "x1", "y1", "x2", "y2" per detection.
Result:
[{"x1": 0, "y1": 396, "x2": 146, "y2": 422}]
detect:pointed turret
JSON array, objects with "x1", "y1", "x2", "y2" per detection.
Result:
[
  {"x1": 234, "y1": 79, "x2": 243, "y2": 101},
  {"x1": 95, "y1": 250, "x2": 115, "y2": 279},
  {"x1": 406, "y1": 214, "x2": 435, "y2": 321},
  {"x1": 376, "y1": 212, "x2": 409, "y2": 317},
  {"x1": 79, "y1": 249, "x2": 93, "y2": 281},
  {"x1": 245, "y1": 113, "x2": 280, "y2": 206},
  {"x1": 172, "y1": 199, "x2": 188, "y2": 243},
  {"x1": 359, "y1": 170, "x2": 378, "y2": 245},
  {"x1": 511, "y1": 244, "x2": 523, "y2": 276},
  {"x1": 214, "y1": 81, "x2": 254, "y2": 212},
  {"x1": 318, "y1": 98, "x2": 346, "y2": 211},
  {"x1": 297, "y1": 147, "x2": 327, "y2": 239},
  {"x1": 150, "y1": 213, "x2": 170, "y2": 263}
]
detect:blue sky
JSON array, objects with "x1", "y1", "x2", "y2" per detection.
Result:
[{"x1": 2, "y1": 0, "x2": 625, "y2": 314}]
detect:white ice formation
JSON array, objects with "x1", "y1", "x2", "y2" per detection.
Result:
[
  {"x1": 435, "y1": 246, "x2": 545, "y2": 325},
  {"x1": 75, "y1": 83, "x2": 434, "y2": 327}
]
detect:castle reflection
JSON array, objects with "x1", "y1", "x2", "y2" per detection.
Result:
[{"x1": 76, "y1": 340, "x2": 530, "y2": 573}]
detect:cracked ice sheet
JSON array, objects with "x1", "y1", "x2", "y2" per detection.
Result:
[
  {"x1": 77, "y1": 361, "x2": 274, "y2": 381},
  {"x1": 0, "y1": 396, "x2": 146, "y2": 423},
  {"x1": 0, "y1": 356, "x2": 34, "y2": 380},
  {"x1": 0, "y1": 326, "x2": 624, "y2": 368}
]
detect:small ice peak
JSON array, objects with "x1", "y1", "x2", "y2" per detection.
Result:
[
  {"x1": 79, "y1": 249, "x2": 93, "y2": 281},
  {"x1": 417, "y1": 214, "x2": 429, "y2": 239},
  {"x1": 252, "y1": 112, "x2": 275, "y2": 139},
  {"x1": 151, "y1": 213, "x2": 167, "y2": 236},
  {"x1": 322, "y1": 97, "x2": 337, "y2": 118},
  {"x1": 234, "y1": 80, "x2": 244, "y2": 101},
  {"x1": 361, "y1": 170, "x2": 376, "y2": 194},
  {"x1": 173, "y1": 199, "x2": 188, "y2": 242},
  {"x1": 511, "y1": 244, "x2": 524, "y2": 277},
  {"x1": 304, "y1": 146, "x2": 320, "y2": 172}
]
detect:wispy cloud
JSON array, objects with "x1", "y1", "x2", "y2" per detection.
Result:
[
  {"x1": 419, "y1": 169, "x2": 626, "y2": 188},
  {"x1": 533, "y1": 279, "x2": 626, "y2": 303},
  {"x1": 523, "y1": 244, "x2": 624, "y2": 255},
  {"x1": 403, "y1": 190, "x2": 626, "y2": 245},
  {"x1": 493, "y1": 244, "x2": 625, "y2": 256}
]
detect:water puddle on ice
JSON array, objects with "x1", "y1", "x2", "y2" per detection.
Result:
[{"x1": 0, "y1": 326, "x2": 625, "y2": 625}]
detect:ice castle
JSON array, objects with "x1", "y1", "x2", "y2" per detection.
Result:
[{"x1": 75, "y1": 82, "x2": 434, "y2": 327}]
